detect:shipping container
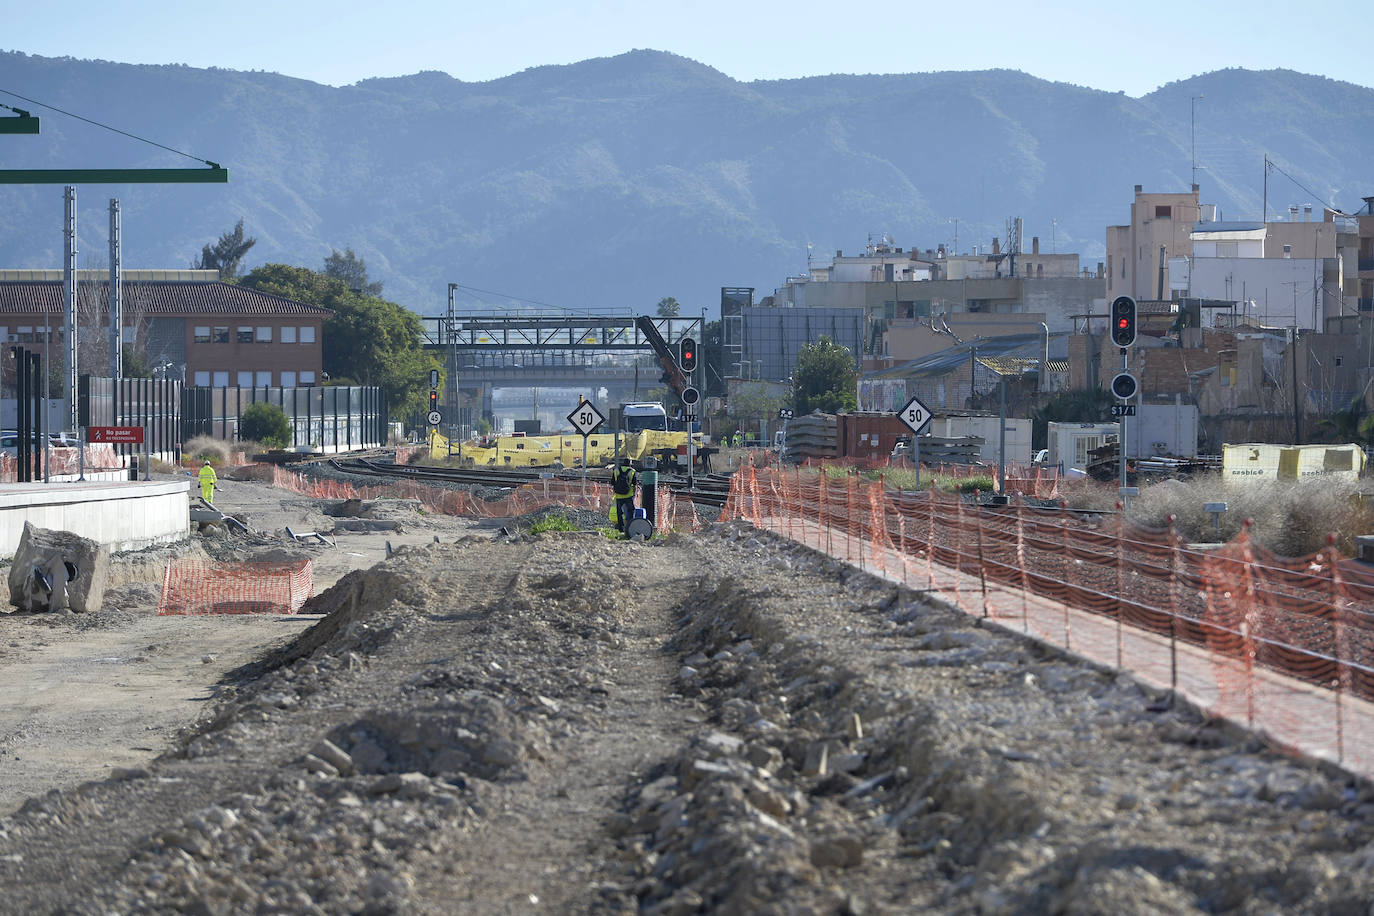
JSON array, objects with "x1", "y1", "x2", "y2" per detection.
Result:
[{"x1": 1047, "y1": 422, "x2": 1119, "y2": 472}]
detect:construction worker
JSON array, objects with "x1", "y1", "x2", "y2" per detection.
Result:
[
  {"x1": 198, "y1": 459, "x2": 218, "y2": 504},
  {"x1": 610, "y1": 459, "x2": 637, "y2": 538}
]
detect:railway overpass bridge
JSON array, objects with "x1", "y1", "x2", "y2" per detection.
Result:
[{"x1": 417, "y1": 314, "x2": 704, "y2": 432}]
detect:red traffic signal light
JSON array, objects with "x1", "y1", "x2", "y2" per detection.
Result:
[
  {"x1": 678, "y1": 336, "x2": 697, "y2": 373},
  {"x1": 428, "y1": 389, "x2": 438, "y2": 410},
  {"x1": 1110, "y1": 296, "x2": 1137, "y2": 348}
]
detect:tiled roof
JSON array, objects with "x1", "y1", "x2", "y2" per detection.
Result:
[{"x1": 0, "y1": 280, "x2": 333, "y2": 317}]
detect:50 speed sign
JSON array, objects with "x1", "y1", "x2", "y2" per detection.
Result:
[
  {"x1": 566, "y1": 400, "x2": 605, "y2": 436},
  {"x1": 897, "y1": 395, "x2": 932, "y2": 436}
]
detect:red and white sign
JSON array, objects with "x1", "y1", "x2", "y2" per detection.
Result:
[{"x1": 87, "y1": 425, "x2": 145, "y2": 444}]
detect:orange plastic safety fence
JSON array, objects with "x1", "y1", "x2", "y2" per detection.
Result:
[
  {"x1": 158, "y1": 558, "x2": 313, "y2": 615},
  {"x1": 721, "y1": 465, "x2": 1374, "y2": 764}
]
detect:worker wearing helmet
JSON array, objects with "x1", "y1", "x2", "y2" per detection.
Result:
[
  {"x1": 610, "y1": 458, "x2": 637, "y2": 538},
  {"x1": 198, "y1": 459, "x2": 218, "y2": 504}
]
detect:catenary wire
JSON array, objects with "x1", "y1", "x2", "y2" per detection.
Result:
[{"x1": 0, "y1": 87, "x2": 216, "y2": 166}]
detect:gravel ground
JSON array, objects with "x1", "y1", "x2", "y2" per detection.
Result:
[{"x1": 2, "y1": 482, "x2": 1374, "y2": 912}]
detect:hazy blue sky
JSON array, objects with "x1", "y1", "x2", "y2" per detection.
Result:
[{"x1": 5, "y1": 0, "x2": 1369, "y2": 96}]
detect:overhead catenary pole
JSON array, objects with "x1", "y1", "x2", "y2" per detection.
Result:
[
  {"x1": 109, "y1": 198, "x2": 122, "y2": 383},
  {"x1": 63, "y1": 185, "x2": 77, "y2": 434},
  {"x1": 447, "y1": 282, "x2": 459, "y2": 437}
]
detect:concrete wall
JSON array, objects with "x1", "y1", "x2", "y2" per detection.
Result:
[
  {"x1": 1189, "y1": 256, "x2": 1335, "y2": 330},
  {"x1": 0, "y1": 480, "x2": 190, "y2": 559}
]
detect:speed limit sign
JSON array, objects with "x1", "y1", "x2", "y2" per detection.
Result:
[
  {"x1": 427, "y1": 409, "x2": 442, "y2": 426},
  {"x1": 566, "y1": 400, "x2": 605, "y2": 436},
  {"x1": 897, "y1": 396, "x2": 932, "y2": 435}
]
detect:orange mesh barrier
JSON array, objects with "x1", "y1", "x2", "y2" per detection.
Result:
[
  {"x1": 158, "y1": 558, "x2": 313, "y2": 615},
  {"x1": 725, "y1": 465, "x2": 1374, "y2": 773}
]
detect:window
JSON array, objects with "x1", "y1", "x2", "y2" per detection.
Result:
[
  {"x1": 122, "y1": 326, "x2": 136, "y2": 343},
  {"x1": 213, "y1": 371, "x2": 229, "y2": 388},
  {"x1": 193, "y1": 371, "x2": 211, "y2": 386},
  {"x1": 237, "y1": 327, "x2": 253, "y2": 343},
  {"x1": 280, "y1": 371, "x2": 297, "y2": 387},
  {"x1": 281, "y1": 326, "x2": 297, "y2": 344},
  {"x1": 1155, "y1": 205, "x2": 1172, "y2": 219},
  {"x1": 193, "y1": 326, "x2": 211, "y2": 344},
  {"x1": 256, "y1": 326, "x2": 272, "y2": 343},
  {"x1": 255, "y1": 371, "x2": 272, "y2": 386},
  {"x1": 213, "y1": 327, "x2": 229, "y2": 343},
  {"x1": 299, "y1": 326, "x2": 316, "y2": 344},
  {"x1": 300, "y1": 371, "x2": 316, "y2": 385},
  {"x1": 237, "y1": 371, "x2": 253, "y2": 387}
]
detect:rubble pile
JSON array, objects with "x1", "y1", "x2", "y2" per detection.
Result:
[{"x1": 2, "y1": 522, "x2": 1374, "y2": 912}]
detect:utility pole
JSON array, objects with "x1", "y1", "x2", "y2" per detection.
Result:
[
  {"x1": 1291, "y1": 326, "x2": 1301, "y2": 444},
  {"x1": 1190, "y1": 95, "x2": 1203, "y2": 190},
  {"x1": 447, "y1": 282, "x2": 458, "y2": 437}
]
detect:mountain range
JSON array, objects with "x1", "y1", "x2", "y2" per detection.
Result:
[{"x1": 1, "y1": 49, "x2": 1371, "y2": 317}]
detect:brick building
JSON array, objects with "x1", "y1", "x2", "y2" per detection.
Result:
[{"x1": 0, "y1": 270, "x2": 330, "y2": 388}]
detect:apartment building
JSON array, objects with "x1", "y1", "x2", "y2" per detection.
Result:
[
  {"x1": 1105, "y1": 185, "x2": 1202, "y2": 301},
  {"x1": 0, "y1": 270, "x2": 330, "y2": 388}
]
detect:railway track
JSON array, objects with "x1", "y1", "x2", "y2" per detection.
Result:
[{"x1": 325, "y1": 457, "x2": 732, "y2": 508}]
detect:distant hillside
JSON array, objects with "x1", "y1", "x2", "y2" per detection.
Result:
[{"x1": 0, "y1": 50, "x2": 1370, "y2": 316}]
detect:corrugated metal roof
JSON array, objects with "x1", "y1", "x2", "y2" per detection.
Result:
[
  {"x1": 863, "y1": 331, "x2": 1068, "y2": 381},
  {"x1": 0, "y1": 280, "x2": 333, "y2": 317},
  {"x1": 976, "y1": 356, "x2": 1040, "y2": 377}
]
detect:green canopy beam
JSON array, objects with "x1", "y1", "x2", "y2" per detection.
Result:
[
  {"x1": 0, "y1": 114, "x2": 39, "y2": 134},
  {"x1": 0, "y1": 166, "x2": 227, "y2": 183}
]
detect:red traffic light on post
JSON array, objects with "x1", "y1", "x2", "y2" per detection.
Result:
[
  {"x1": 1110, "y1": 295, "x2": 1137, "y2": 348},
  {"x1": 429, "y1": 389, "x2": 439, "y2": 411},
  {"x1": 678, "y1": 337, "x2": 697, "y2": 373}
]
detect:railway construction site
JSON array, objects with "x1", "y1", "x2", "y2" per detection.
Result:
[{"x1": 4, "y1": 458, "x2": 1374, "y2": 913}]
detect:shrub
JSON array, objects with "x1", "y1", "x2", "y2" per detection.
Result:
[
  {"x1": 240, "y1": 403, "x2": 291, "y2": 450},
  {"x1": 183, "y1": 435, "x2": 232, "y2": 465}
]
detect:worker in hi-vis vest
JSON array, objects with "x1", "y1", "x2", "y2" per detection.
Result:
[
  {"x1": 609, "y1": 459, "x2": 637, "y2": 538},
  {"x1": 198, "y1": 460, "x2": 218, "y2": 503}
]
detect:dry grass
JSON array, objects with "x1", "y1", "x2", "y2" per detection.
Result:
[
  {"x1": 183, "y1": 435, "x2": 234, "y2": 465},
  {"x1": 1061, "y1": 474, "x2": 1374, "y2": 557}
]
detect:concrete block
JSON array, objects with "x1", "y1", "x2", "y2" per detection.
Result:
[{"x1": 7, "y1": 521, "x2": 109, "y2": 613}]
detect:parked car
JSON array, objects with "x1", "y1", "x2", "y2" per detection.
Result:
[{"x1": 0, "y1": 432, "x2": 41, "y2": 456}]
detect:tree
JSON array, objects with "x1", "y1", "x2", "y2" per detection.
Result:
[
  {"x1": 725, "y1": 382, "x2": 786, "y2": 440},
  {"x1": 240, "y1": 402, "x2": 291, "y2": 449},
  {"x1": 194, "y1": 219, "x2": 257, "y2": 279},
  {"x1": 1030, "y1": 388, "x2": 1114, "y2": 449},
  {"x1": 323, "y1": 247, "x2": 383, "y2": 297},
  {"x1": 238, "y1": 263, "x2": 440, "y2": 415},
  {"x1": 793, "y1": 336, "x2": 857, "y2": 415},
  {"x1": 656, "y1": 297, "x2": 680, "y2": 318}
]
